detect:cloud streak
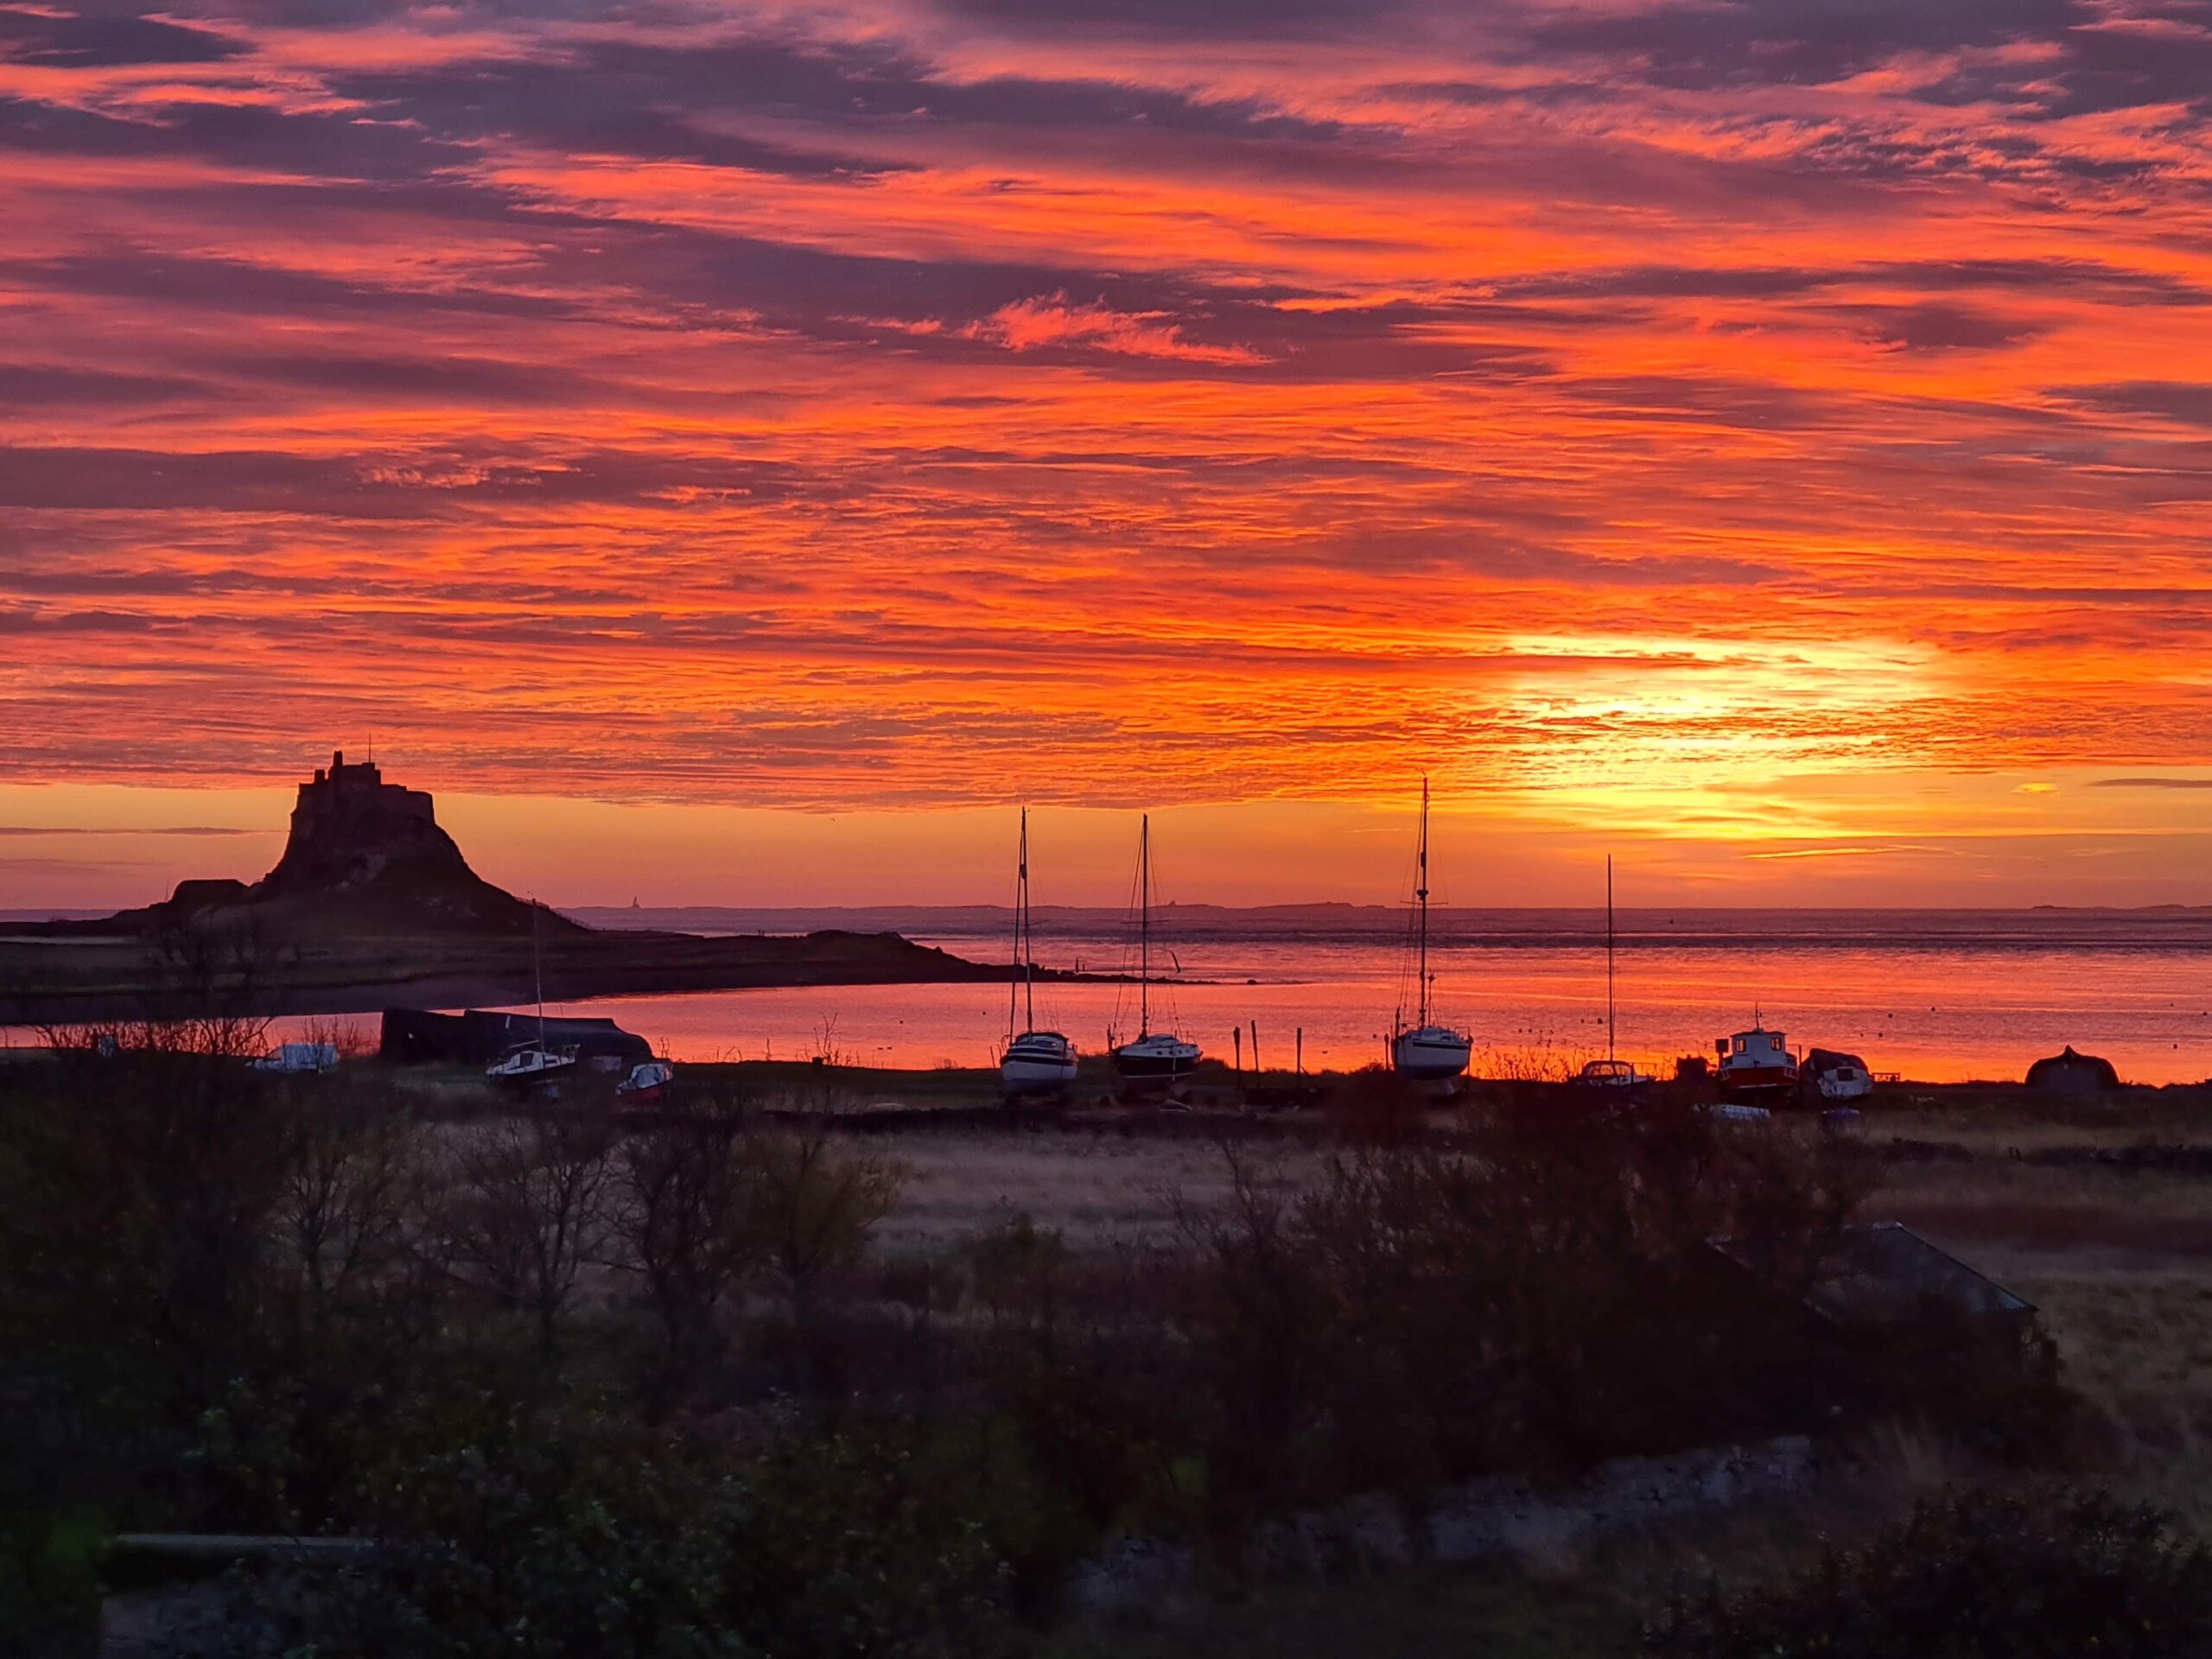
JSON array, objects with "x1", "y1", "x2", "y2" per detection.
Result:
[{"x1": 0, "y1": 0, "x2": 2208, "y2": 883}]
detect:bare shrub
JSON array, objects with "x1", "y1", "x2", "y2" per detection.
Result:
[
  {"x1": 269, "y1": 1071, "x2": 429, "y2": 1347},
  {"x1": 608, "y1": 1090, "x2": 762, "y2": 1382},
  {"x1": 433, "y1": 1113, "x2": 615, "y2": 1354},
  {"x1": 745, "y1": 1127, "x2": 903, "y2": 1336}
]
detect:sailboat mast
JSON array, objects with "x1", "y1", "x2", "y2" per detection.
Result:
[
  {"x1": 1022, "y1": 808, "x2": 1035, "y2": 1032},
  {"x1": 532, "y1": 896, "x2": 545, "y2": 1049},
  {"x1": 1139, "y1": 814, "x2": 1151, "y2": 1035},
  {"x1": 1605, "y1": 855, "x2": 1616, "y2": 1062},
  {"x1": 1009, "y1": 811, "x2": 1024, "y2": 1041},
  {"x1": 1416, "y1": 777, "x2": 1431, "y2": 1029}
]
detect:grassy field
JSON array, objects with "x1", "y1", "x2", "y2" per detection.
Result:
[{"x1": 849, "y1": 1079, "x2": 2212, "y2": 1657}]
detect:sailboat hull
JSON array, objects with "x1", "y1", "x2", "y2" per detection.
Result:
[
  {"x1": 1114, "y1": 1034, "x2": 1201, "y2": 1097},
  {"x1": 1392, "y1": 1026, "x2": 1471, "y2": 1081},
  {"x1": 1001, "y1": 1032, "x2": 1077, "y2": 1094}
]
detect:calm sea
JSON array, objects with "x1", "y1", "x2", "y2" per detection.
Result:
[{"x1": 498, "y1": 907, "x2": 2212, "y2": 1085}]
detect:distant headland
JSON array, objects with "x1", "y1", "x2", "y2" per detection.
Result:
[{"x1": 0, "y1": 752, "x2": 1035, "y2": 1023}]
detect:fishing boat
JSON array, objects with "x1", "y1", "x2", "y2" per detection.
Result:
[
  {"x1": 1001, "y1": 808, "x2": 1078, "y2": 1096},
  {"x1": 1391, "y1": 778, "x2": 1472, "y2": 1082},
  {"x1": 1112, "y1": 814, "x2": 1201, "y2": 1090},
  {"x1": 1574, "y1": 855, "x2": 1649, "y2": 1091},
  {"x1": 1715, "y1": 1021, "x2": 1799, "y2": 1100},
  {"x1": 486, "y1": 899, "x2": 577, "y2": 1090}
]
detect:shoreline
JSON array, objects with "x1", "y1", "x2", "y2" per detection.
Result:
[{"x1": 0, "y1": 925, "x2": 1135, "y2": 1026}]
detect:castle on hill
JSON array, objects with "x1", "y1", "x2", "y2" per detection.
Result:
[
  {"x1": 261, "y1": 751, "x2": 467, "y2": 897},
  {"x1": 136, "y1": 750, "x2": 568, "y2": 937}
]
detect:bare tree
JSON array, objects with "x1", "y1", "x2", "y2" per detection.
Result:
[
  {"x1": 435, "y1": 1113, "x2": 614, "y2": 1354},
  {"x1": 608, "y1": 1091, "x2": 761, "y2": 1379},
  {"x1": 270, "y1": 1072, "x2": 427, "y2": 1346},
  {"x1": 743, "y1": 1127, "x2": 902, "y2": 1336}
]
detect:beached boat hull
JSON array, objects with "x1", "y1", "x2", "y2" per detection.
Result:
[
  {"x1": 1812, "y1": 1065, "x2": 1872, "y2": 1102},
  {"x1": 1717, "y1": 1064, "x2": 1797, "y2": 1098},
  {"x1": 1114, "y1": 1034, "x2": 1200, "y2": 1093},
  {"x1": 1002, "y1": 1033, "x2": 1077, "y2": 1095},
  {"x1": 486, "y1": 1048, "x2": 577, "y2": 1090},
  {"x1": 1392, "y1": 1026, "x2": 1471, "y2": 1081}
]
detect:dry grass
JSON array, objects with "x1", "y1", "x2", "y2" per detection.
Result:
[{"x1": 867, "y1": 1128, "x2": 1320, "y2": 1253}]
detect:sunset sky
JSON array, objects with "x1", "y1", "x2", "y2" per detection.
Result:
[{"x1": 4, "y1": 0, "x2": 2211, "y2": 908}]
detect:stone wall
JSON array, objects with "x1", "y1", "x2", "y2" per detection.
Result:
[{"x1": 1071, "y1": 1433, "x2": 1815, "y2": 1615}]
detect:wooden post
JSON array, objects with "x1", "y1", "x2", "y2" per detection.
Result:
[
  {"x1": 1296, "y1": 1027, "x2": 1303, "y2": 1076},
  {"x1": 1250, "y1": 1019, "x2": 1261, "y2": 1074},
  {"x1": 1233, "y1": 1026, "x2": 1242, "y2": 1075}
]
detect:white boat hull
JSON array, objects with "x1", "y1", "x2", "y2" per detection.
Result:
[
  {"x1": 1002, "y1": 1034, "x2": 1078, "y2": 1095},
  {"x1": 1393, "y1": 1027, "x2": 1471, "y2": 1081},
  {"x1": 486, "y1": 1046, "x2": 577, "y2": 1089}
]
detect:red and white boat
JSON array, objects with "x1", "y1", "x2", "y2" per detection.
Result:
[
  {"x1": 614, "y1": 1059, "x2": 676, "y2": 1104},
  {"x1": 1715, "y1": 1025, "x2": 1799, "y2": 1100}
]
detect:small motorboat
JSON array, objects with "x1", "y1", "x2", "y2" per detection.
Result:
[
  {"x1": 614, "y1": 1059, "x2": 676, "y2": 1104},
  {"x1": 1803, "y1": 1048, "x2": 1872, "y2": 1103},
  {"x1": 1715, "y1": 1024, "x2": 1798, "y2": 1100}
]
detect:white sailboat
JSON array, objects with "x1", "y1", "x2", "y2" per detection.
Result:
[
  {"x1": 486, "y1": 898, "x2": 579, "y2": 1089},
  {"x1": 1391, "y1": 778, "x2": 1472, "y2": 1082},
  {"x1": 1001, "y1": 808, "x2": 1078, "y2": 1096},
  {"x1": 1112, "y1": 814, "x2": 1201, "y2": 1089},
  {"x1": 1576, "y1": 855, "x2": 1649, "y2": 1090}
]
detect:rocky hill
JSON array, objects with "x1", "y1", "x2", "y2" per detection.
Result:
[{"x1": 121, "y1": 751, "x2": 569, "y2": 938}]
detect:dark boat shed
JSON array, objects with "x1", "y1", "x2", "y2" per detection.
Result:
[{"x1": 379, "y1": 1007, "x2": 652, "y2": 1067}]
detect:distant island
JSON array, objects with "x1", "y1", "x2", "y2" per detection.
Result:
[{"x1": 0, "y1": 752, "x2": 1027, "y2": 1024}]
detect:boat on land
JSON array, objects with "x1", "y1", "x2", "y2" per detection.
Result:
[
  {"x1": 1001, "y1": 808, "x2": 1078, "y2": 1097},
  {"x1": 486, "y1": 898, "x2": 577, "y2": 1090},
  {"x1": 1391, "y1": 777, "x2": 1472, "y2": 1083},
  {"x1": 1804, "y1": 1047, "x2": 1872, "y2": 1103},
  {"x1": 1715, "y1": 1021, "x2": 1799, "y2": 1100},
  {"x1": 251, "y1": 1040, "x2": 340, "y2": 1075},
  {"x1": 1574, "y1": 855, "x2": 1649, "y2": 1093},
  {"x1": 1112, "y1": 814, "x2": 1201, "y2": 1091},
  {"x1": 614, "y1": 1058, "x2": 677, "y2": 1103}
]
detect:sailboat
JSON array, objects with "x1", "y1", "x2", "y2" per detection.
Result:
[
  {"x1": 1001, "y1": 808, "x2": 1078, "y2": 1096},
  {"x1": 1576, "y1": 855, "x2": 1648, "y2": 1090},
  {"x1": 486, "y1": 899, "x2": 580, "y2": 1089},
  {"x1": 1111, "y1": 814, "x2": 1202, "y2": 1088},
  {"x1": 1390, "y1": 778, "x2": 1473, "y2": 1082}
]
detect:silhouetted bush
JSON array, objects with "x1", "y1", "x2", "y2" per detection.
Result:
[
  {"x1": 210, "y1": 1416, "x2": 1016, "y2": 1659},
  {"x1": 1645, "y1": 1486, "x2": 2212, "y2": 1657}
]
